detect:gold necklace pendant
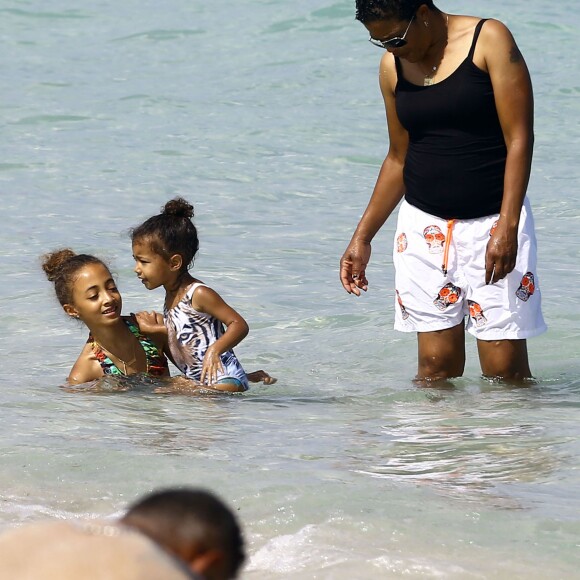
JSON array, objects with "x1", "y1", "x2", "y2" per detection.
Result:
[
  {"x1": 118, "y1": 350, "x2": 137, "y2": 375},
  {"x1": 421, "y1": 13, "x2": 448, "y2": 88},
  {"x1": 95, "y1": 338, "x2": 138, "y2": 376}
]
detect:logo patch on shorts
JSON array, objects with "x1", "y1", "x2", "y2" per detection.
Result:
[
  {"x1": 396, "y1": 290, "x2": 409, "y2": 320},
  {"x1": 423, "y1": 225, "x2": 445, "y2": 254},
  {"x1": 468, "y1": 299, "x2": 487, "y2": 327},
  {"x1": 516, "y1": 272, "x2": 535, "y2": 301},
  {"x1": 489, "y1": 220, "x2": 498, "y2": 237},
  {"x1": 434, "y1": 283, "x2": 461, "y2": 311},
  {"x1": 396, "y1": 233, "x2": 407, "y2": 253}
]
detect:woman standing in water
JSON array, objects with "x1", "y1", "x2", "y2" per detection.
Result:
[{"x1": 340, "y1": 1, "x2": 546, "y2": 383}]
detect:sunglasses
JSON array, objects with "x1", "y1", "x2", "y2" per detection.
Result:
[{"x1": 369, "y1": 14, "x2": 415, "y2": 49}]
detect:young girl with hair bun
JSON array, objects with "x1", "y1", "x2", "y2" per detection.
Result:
[
  {"x1": 131, "y1": 198, "x2": 275, "y2": 392},
  {"x1": 42, "y1": 249, "x2": 169, "y2": 384}
]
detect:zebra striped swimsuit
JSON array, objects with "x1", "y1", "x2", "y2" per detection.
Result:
[{"x1": 164, "y1": 282, "x2": 248, "y2": 388}]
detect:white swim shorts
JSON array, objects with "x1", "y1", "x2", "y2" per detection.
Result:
[{"x1": 392, "y1": 199, "x2": 547, "y2": 340}]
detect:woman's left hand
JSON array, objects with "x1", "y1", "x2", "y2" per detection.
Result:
[{"x1": 485, "y1": 222, "x2": 518, "y2": 284}]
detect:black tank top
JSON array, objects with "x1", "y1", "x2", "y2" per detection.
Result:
[{"x1": 395, "y1": 19, "x2": 507, "y2": 219}]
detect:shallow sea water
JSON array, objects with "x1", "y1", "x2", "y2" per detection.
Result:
[{"x1": 1, "y1": 0, "x2": 580, "y2": 577}]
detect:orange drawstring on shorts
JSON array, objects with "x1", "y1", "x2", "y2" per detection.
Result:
[{"x1": 442, "y1": 219, "x2": 455, "y2": 276}]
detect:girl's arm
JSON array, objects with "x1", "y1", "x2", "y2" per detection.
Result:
[
  {"x1": 67, "y1": 343, "x2": 103, "y2": 385},
  {"x1": 132, "y1": 311, "x2": 176, "y2": 368},
  {"x1": 191, "y1": 286, "x2": 249, "y2": 385},
  {"x1": 132, "y1": 311, "x2": 167, "y2": 346},
  {"x1": 340, "y1": 51, "x2": 408, "y2": 295},
  {"x1": 480, "y1": 20, "x2": 534, "y2": 284},
  {"x1": 132, "y1": 311, "x2": 165, "y2": 336}
]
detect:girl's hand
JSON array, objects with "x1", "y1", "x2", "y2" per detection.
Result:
[
  {"x1": 200, "y1": 345, "x2": 225, "y2": 385},
  {"x1": 133, "y1": 311, "x2": 167, "y2": 336}
]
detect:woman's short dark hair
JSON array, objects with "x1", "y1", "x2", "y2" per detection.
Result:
[{"x1": 355, "y1": 0, "x2": 437, "y2": 23}]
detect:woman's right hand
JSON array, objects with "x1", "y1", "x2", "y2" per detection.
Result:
[{"x1": 339, "y1": 239, "x2": 371, "y2": 296}]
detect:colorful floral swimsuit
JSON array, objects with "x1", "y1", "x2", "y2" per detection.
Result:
[{"x1": 88, "y1": 319, "x2": 169, "y2": 377}]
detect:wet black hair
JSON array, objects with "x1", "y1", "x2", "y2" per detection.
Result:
[
  {"x1": 130, "y1": 197, "x2": 199, "y2": 273},
  {"x1": 42, "y1": 248, "x2": 108, "y2": 307},
  {"x1": 122, "y1": 487, "x2": 245, "y2": 579},
  {"x1": 355, "y1": 0, "x2": 437, "y2": 23}
]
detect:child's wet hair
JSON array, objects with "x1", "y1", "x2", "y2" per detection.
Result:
[
  {"x1": 41, "y1": 248, "x2": 107, "y2": 306},
  {"x1": 131, "y1": 197, "x2": 200, "y2": 272}
]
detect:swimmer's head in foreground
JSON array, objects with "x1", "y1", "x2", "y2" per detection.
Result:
[{"x1": 121, "y1": 487, "x2": 245, "y2": 580}]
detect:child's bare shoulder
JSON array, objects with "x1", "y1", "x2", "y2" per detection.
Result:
[{"x1": 190, "y1": 282, "x2": 223, "y2": 311}]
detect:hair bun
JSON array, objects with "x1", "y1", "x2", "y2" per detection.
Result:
[
  {"x1": 162, "y1": 197, "x2": 194, "y2": 219},
  {"x1": 41, "y1": 248, "x2": 77, "y2": 282}
]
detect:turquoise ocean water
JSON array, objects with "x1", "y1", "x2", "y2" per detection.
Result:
[{"x1": 1, "y1": 0, "x2": 579, "y2": 577}]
